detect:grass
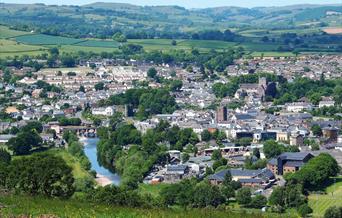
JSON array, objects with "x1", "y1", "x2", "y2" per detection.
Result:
[
  {"x1": 0, "y1": 39, "x2": 48, "y2": 58},
  {"x1": 15, "y1": 34, "x2": 84, "y2": 45},
  {"x1": 43, "y1": 149, "x2": 91, "y2": 180},
  {"x1": 58, "y1": 45, "x2": 120, "y2": 54},
  {"x1": 0, "y1": 194, "x2": 290, "y2": 218},
  {"x1": 127, "y1": 39, "x2": 237, "y2": 51},
  {"x1": 74, "y1": 39, "x2": 120, "y2": 48},
  {"x1": 0, "y1": 25, "x2": 31, "y2": 39},
  {"x1": 308, "y1": 177, "x2": 342, "y2": 217},
  {"x1": 138, "y1": 183, "x2": 170, "y2": 198}
]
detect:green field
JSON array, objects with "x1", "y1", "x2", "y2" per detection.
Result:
[
  {"x1": 74, "y1": 40, "x2": 120, "y2": 48},
  {"x1": 0, "y1": 39, "x2": 47, "y2": 58},
  {"x1": 0, "y1": 25, "x2": 31, "y2": 39},
  {"x1": 309, "y1": 177, "x2": 342, "y2": 217},
  {"x1": 0, "y1": 194, "x2": 294, "y2": 218},
  {"x1": 15, "y1": 34, "x2": 84, "y2": 45},
  {"x1": 0, "y1": 25, "x2": 301, "y2": 58},
  {"x1": 128, "y1": 39, "x2": 237, "y2": 51}
]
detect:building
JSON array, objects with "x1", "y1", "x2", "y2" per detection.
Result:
[
  {"x1": 285, "y1": 102, "x2": 313, "y2": 112},
  {"x1": 290, "y1": 134, "x2": 304, "y2": 146},
  {"x1": 319, "y1": 97, "x2": 335, "y2": 108},
  {"x1": 216, "y1": 106, "x2": 228, "y2": 123},
  {"x1": 164, "y1": 165, "x2": 189, "y2": 183},
  {"x1": 322, "y1": 127, "x2": 339, "y2": 143},
  {"x1": 92, "y1": 106, "x2": 115, "y2": 116},
  {"x1": 267, "y1": 152, "x2": 314, "y2": 175},
  {"x1": 208, "y1": 168, "x2": 275, "y2": 188}
]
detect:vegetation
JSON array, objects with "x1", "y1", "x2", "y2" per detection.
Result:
[
  {"x1": 0, "y1": 194, "x2": 276, "y2": 218},
  {"x1": 0, "y1": 153, "x2": 74, "y2": 198}
]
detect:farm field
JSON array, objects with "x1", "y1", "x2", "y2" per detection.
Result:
[
  {"x1": 309, "y1": 177, "x2": 342, "y2": 217},
  {"x1": 57, "y1": 45, "x2": 120, "y2": 54},
  {"x1": 0, "y1": 39, "x2": 47, "y2": 58},
  {"x1": 0, "y1": 25, "x2": 31, "y2": 39},
  {"x1": 15, "y1": 34, "x2": 84, "y2": 45},
  {"x1": 128, "y1": 39, "x2": 237, "y2": 51},
  {"x1": 74, "y1": 40, "x2": 120, "y2": 48}
]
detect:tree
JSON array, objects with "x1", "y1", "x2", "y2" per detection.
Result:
[
  {"x1": 253, "y1": 148, "x2": 260, "y2": 159},
  {"x1": 95, "y1": 82, "x2": 105, "y2": 91},
  {"x1": 0, "y1": 149, "x2": 11, "y2": 164},
  {"x1": 211, "y1": 149, "x2": 222, "y2": 161},
  {"x1": 287, "y1": 153, "x2": 339, "y2": 190},
  {"x1": 60, "y1": 54, "x2": 76, "y2": 67},
  {"x1": 171, "y1": 40, "x2": 177, "y2": 46},
  {"x1": 269, "y1": 187, "x2": 285, "y2": 206},
  {"x1": 79, "y1": 85, "x2": 85, "y2": 92},
  {"x1": 7, "y1": 130, "x2": 42, "y2": 155},
  {"x1": 201, "y1": 130, "x2": 212, "y2": 142},
  {"x1": 236, "y1": 187, "x2": 252, "y2": 206},
  {"x1": 297, "y1": 204, "x2": 313, "y2": 217},
  {"x1": 170, "y1": 80, "x2": 183, "y2": 92},
  {"x1": 147, "y1": 67, "x2": 158, "y2": 79},
  {"x1": 193, "y1": 182, "x2": 225, "y2": 207},
  {"x1": 311, "y1": 124, "x2": 323, "y2": 136},
  {"x1": 181, "y1": 153, "x2": 190, "y2": 163},
  {"x1": 263, "y1": 140, "x2": 285, "y2": 158},
  {"x1": 223, "y1": 170, "x2": 232, "y2": 187},
  {"x1": 2, "y1": 153, "x2": 74, "y2": 198},
  {"x1": 112, "y1": 32, "x2": 127, "y2": 42},
  {"x1": 249, "y1": 195, "x2": 267, "y2": 209},
  {"x1": 324, "y1": 206, "x2": 342, "y2": 218}
]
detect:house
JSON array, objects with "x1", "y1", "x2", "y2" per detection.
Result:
[
  {"x1": 319, "y1": 97, "x2": 335, "y2": 108},
  {"x1": 92, "y1": 106, "x2": 115, "y2": 116},
  {"x1": 208, "y1": 168, "x2": 275, "y2": 188},
  {"x1": 322, "y1": 127, "x2": 339, "y2": 143},
  {"x1": 164, "y1": 164, "x2": 189, "y2": 183},
  {"x1": 285, "y1": 102, "x2": 313, "y2": 112},
  {"x1": 290, "y1": 134, "x2": 304, "y2": 146},
  {"x1": 267, "y1": 152, "x2": 314, "y2": 175}
]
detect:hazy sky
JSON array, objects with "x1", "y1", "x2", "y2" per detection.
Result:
[{"x1": 2, "y1": 0, "x2": 342, "y2": 8}]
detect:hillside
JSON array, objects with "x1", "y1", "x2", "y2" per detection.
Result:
[{"x1": 0, "y1": 2, "x2": 341, "y2": 39}]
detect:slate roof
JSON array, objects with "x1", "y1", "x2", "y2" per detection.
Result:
[
  {"x1": 208, "y1": 168, "x2": 274, "y2": 182},
  {"x1": 278, "y1": 152, "x2": 312, "y2": 161},
  {"x1": 284, "y1": 161, "x2": 305, "y2": 168}
]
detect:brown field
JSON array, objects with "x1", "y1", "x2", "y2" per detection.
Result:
[{"x1": 323, "y1": 27, "x2": 342, "y2": 34}]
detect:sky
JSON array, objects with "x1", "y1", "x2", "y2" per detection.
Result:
[{"x1": 1, "y1": 0, "x2": 342, "y2": 8}]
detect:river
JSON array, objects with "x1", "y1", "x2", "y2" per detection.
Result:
[{"x1": 82, "y1": 137, "x2": 121, "y2": 186}]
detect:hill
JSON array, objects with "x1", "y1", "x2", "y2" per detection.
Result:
[{"x1": 0, "y1": 2, "x2": 341, "y2": 39}]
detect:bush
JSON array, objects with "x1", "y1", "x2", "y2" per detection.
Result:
[
  {"x1": 297, "y1": 204, "x2": 313, "y2": 217},
  {"x1": 324, "y1": 206, "x2": 342, "y2": 218}
]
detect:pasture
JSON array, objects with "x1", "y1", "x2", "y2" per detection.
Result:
[
  {"x1": 308, "y1": 177, "x2": 342, "y2": 217},
  {"x1": 74, "y1": 40, "x2": 120, "y2": 48},
  {"x1": 15, "y1": 34, "x2": 84, "y2": 45},
  {"x1": 0, "y1": 25, "x2": 31, "y2": 39},
  {"x1": 0, "y1": 39, "x2": 47, "y2": 58}
]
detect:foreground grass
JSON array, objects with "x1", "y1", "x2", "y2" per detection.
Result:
[
  {"x1": 44, "y1": 149, "x2": 91, "y2": 180},
  {"x1": 0, "y1": 195, "x2": 285, "y2": 218},
  {"x1": 309, "y1": 177, "x2": 342, "y2": 217}
]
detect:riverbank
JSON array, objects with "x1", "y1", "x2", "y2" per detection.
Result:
[
  {"x1": 81, "y1": 137, "x2": 121, "y2": 186},
  {"x1": 95, "y1": 173, "x2": 113, "y2": 186}
]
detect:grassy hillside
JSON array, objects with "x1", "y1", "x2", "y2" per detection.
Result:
[
  {"x1": 309, "y1": 177, "x2": 342, "y2": 217},
  {"x1": 0, "y1": 194, "x2": 293, "y2": 218}
]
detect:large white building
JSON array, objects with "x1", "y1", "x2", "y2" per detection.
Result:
[{"x1": 92, "y1": 106, "x2": 115, "y2": 116}]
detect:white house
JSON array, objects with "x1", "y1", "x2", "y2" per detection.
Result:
[
  {"x1": 92, "y1": 106, "x2": 115, "y2": 116},
  {"x1": 319, "y1": 97, "x2": 335, "y2": 108},
  {"x1": 286, "y1": 102, "x2": 313, "y2": 112}
]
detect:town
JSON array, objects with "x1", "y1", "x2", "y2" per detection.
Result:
[
  {"x1": 0, "y1": 50, "x2": 341, "y2": 216},
  {"x1": 1, "y1": 0, "x2": 342, "y2": 216}
]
